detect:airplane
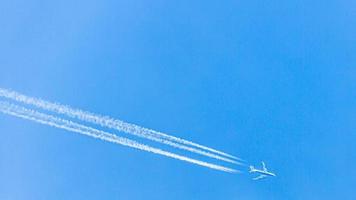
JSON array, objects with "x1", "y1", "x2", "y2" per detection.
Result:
[{"x1": 249, "y1": 161, "x2": 276, "y2": 180}]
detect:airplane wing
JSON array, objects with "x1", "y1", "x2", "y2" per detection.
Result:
[
  {"x1": 262, "y1": 162, "x2": 267, "y2": 171},
  {"x1": 253, "y1": 175, "x2": 267, "y2": 180}
]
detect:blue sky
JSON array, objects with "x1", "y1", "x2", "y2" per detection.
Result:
[{"x1": 0, "y1": 0, "x2": 355, "y2": 199}]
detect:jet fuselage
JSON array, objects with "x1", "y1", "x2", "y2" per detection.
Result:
[{"x1": 250, "y1": 169, "x2": 276, "y2": 177}]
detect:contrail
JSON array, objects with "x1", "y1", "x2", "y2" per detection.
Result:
[
  {"x1": 0, "y1": 87, "x2": 243, "y2": 163},
  {"x1": 0, "y1": 101, "x2": 239, "y2": 173}
]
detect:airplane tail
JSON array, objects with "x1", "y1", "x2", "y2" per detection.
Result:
[{"x1": 249, "y1": 166, "x2": 255, "y2": 172}]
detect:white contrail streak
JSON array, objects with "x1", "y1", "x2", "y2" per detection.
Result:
[
  {"x1": 0, "y1": 101, "x2": 239, "y2": 173},
  {"x1": 0, "y1": 87, "x2": 243, "y2": 163}
]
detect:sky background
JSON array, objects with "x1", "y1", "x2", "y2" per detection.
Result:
[{"x1": 0, "y1": 0, "x2": 355, "y2": 199}]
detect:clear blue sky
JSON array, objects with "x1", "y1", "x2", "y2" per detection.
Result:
[{"x1": 0, "y1": 0, "x2": 355, "y2": 199}]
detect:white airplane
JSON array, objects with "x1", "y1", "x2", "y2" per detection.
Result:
[{"x1": 249, "y1": 161, "x2": 276, "y2": 180}]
